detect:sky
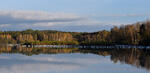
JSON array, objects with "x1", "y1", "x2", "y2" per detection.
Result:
[{"x1": 0, "y1": 0, "x2": 150, "y2": 32}]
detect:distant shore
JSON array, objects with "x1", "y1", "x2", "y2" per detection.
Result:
[
  {"x1": 0, "y1": 21, "x2": 150, "y2": 45},
  {"x1": 2, "y1": 44, "x2": 150, "y2": 49}
]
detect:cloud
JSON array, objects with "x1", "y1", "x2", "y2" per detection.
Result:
[
  {"x1": 108, "y1": 14, "x2": 150, "y2": 17},
  {"x1": 0, "y1": 10, "x2": 148, "y2": 32},
  {"x1": 91, "y1": 13, "x2": 150, "y2": 17},
  {"x1": 0, "y1": 10, "x2": 112, "y2": 32},
  {"x1": 0, "y1": 11, "x2": 114, "y2": 32},
  {"x1": 0, "y1": 10, "x2": 81, "y2": 24}
]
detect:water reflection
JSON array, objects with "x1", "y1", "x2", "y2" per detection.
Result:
[{"x1": 0, "y1": 45, "x2": 150, "y2": 73}]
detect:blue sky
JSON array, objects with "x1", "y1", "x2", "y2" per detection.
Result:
[{"x1": 0, "y1": 0, "x2": 150, "y2": 32}]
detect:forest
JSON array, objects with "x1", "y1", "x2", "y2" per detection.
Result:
[{"x1": 0, "y1": 21, "x2": 150, "y2": 45}]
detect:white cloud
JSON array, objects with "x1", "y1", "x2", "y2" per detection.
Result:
[
  {"x1": 0, "y1": 10, "x2": 114, "y2": 32},
  {"x1": 0, "y1": 10, "x2": 112, "y2": 32},
  {"x1": 0, "y1": 10, "x2": 147, "y2": 32},
  {"x1": 90, "y1": 13, "x2": 150, "y2": 17},
  {"x1": 0, "y1": 24, "x2": 11, "y2": 27},
  {"x1": 0, "y1": 10, "x2": 81, "y2": 24}
]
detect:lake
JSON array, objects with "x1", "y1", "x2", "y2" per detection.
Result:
[{"x1": 0, "y1": 45, "x2": 150, "y2": 73}]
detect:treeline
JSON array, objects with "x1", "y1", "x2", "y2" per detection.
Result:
[
  {"x1": 0, "y1": 21, "x2": 150, "y2": 45},
  {"x1": 78, "y1": 21, "x2": 150, "y2": 45},
  {"x1": 0, "y1": 30, "x2": 76, "y2": 45}
]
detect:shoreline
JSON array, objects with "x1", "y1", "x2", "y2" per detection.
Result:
[{"x1": 2, "y1": 44, "x2": 150, "y2": 49}]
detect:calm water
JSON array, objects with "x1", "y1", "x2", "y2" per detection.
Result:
[{"x1": 0, "y1": 45, "x2": 150, "y2": 73}]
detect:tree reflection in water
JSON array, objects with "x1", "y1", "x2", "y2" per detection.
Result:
[{"x1": 0, "y1": 45, "x2": 150, "y2": 71}]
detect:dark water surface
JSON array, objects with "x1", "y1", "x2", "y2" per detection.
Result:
[{"x1": 0, "y1": 45, "x2": 150, "y2": 73}]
